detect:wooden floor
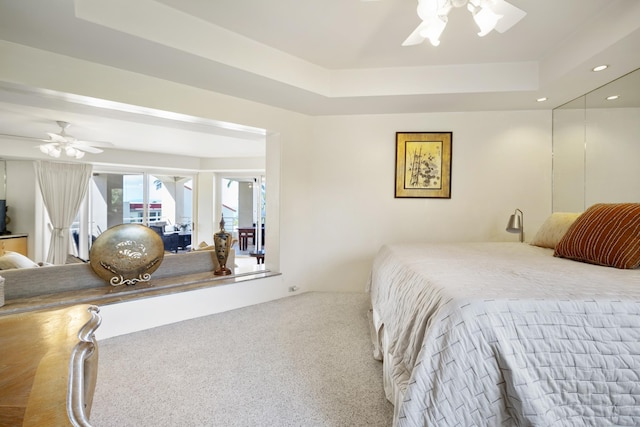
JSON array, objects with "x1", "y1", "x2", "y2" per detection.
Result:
[{"x1": 0, "y1": 304, "x2": 95, "y2": 427}]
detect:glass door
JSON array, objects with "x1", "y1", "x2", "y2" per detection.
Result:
[{"x1": 220, "y1": 175, "x2": 266, "y2": 255}]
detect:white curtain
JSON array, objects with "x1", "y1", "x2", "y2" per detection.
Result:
[{"x1": 35, "y1": 161, "x2": 93, "y2": 265}]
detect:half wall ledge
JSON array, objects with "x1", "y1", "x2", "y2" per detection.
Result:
[{"x1": 0, "y1": 250, "x2": 280, "y2": 316}]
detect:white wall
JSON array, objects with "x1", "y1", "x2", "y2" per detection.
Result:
[
  {"x1": 307, "y1": 112, "x2": 551, "y2": 291},
  {"x1": 95, "y1": 275, "x2": 291, "y2": 340},
  {"x1": 0, "y1": 41, "x2": 554, "y2": 335}
]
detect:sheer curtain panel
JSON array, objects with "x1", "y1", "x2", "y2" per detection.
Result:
[{"x1": 35, "y1": 161, "x2": 93, "y2": 265}]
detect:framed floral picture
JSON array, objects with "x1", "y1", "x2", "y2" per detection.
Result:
[{"x1": 395, "y1": 132, "x2": 452, "y2": 198}]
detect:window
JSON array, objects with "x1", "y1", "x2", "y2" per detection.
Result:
[{"x1": 73, "y1": 170, "x2": 194, "y2": 258}]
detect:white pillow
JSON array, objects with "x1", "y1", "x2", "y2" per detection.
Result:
[
  {"x1": 530, "y1": 212, "x2": 582, "y2": 249},
  {"x1": 0, "y1": 251, "x2": 40, "y2": 270}
]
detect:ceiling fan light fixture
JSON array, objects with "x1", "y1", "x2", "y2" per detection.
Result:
[
  {"x1": 64, "y1": 145, "x2": 86, "y2": 159},
  {"x1": 39, "y1": 143, "x2": 61, "y2": 158},
  {"x1": 39, "y1": 143, "x2": 88, "y2": 159},
  {"x1": 49, "y1": 145, "x2": 61, "y2": 158},
  {"x1": 65, "y1": 145, "x2": 77, "y2": 157},
  {"x1": 473, "y1": 5, "x2": 503, "y2": 36},
  {"x1": 417, "y1": 0, "x2": 440, "y2": 21},
  {"x1": 466, "y1": 0, "x2": 481, "y2": 12},
  {"x1": 419, "y1": 16, "x2": 448, "y2": 46},
  {"x1": 404, "y1": 0, "x2": 522, "y2": 46}
]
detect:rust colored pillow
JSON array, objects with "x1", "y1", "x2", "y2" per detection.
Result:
[{"x1": 554, "y1": 203, "x2": 640, "y2": 269}]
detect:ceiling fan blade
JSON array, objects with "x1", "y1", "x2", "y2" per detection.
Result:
[
  {"x1": 492, "y1": 0, "x2": 526, "y2": 33},
  {"x1": 402, "y1": 22, "x2": 428, "y2": 46},
  {"x1": 69, "y1": 142, "x2": 104, "y2": 154},
  {"x1": 74, "y1": 139, "x2": 114, "y2": 148}
]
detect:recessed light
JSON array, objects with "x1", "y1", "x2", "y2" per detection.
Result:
[
  {"x1": 606, "y1": 95, "x2": 619, "y2": 101},
  {"x1": 592, "y1": 65, "x2": 608, "y2": 72},
  {"x1": 536, "y1": 97, "x2": 548, "y2": 102}
]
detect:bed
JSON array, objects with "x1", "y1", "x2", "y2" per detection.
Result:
[{"x1": 368, "y1": 204, "x2": 640, "y2": 426}]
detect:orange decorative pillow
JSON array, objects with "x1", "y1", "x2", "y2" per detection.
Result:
[{"x1": 554, "y1": 203, "x2": 640, "y2": 269}]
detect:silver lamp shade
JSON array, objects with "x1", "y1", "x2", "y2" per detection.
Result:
[{"x1": 506, "y1": 208, "x2": 524, "y2": 242}]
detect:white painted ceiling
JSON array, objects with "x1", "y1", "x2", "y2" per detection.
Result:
[{"x1": 0, "y1": 0, "x2": 639, "y2": 159}]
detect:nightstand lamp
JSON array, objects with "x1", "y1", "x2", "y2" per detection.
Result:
[{"x1": 506, "y1": 208, "x2": 524, "y2": 242}]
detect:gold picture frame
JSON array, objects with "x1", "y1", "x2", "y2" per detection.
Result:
[{"x1": 395, "y1": 132, "x2": 452, "y2": 198}]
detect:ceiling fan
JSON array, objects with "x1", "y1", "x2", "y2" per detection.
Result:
[
  {"x1": 402, "y1": 0, "x2": 527, "y2": 46},
  {"x1": 0, "y1": 120, "x2": 113, "y2": 159}
]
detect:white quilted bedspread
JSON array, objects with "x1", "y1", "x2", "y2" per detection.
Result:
[{"x1": 368, "y1": 242, "x2": 640, "y2": 426}]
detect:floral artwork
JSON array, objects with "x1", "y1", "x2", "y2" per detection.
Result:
[
  {"x1": 395, "y1": 132, "x2": 452, "y2": 198},
  {"x1": 405, "y1": 141, "x2": 442, "y2": 189}
]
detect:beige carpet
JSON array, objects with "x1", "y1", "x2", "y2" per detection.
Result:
[{"x1": 91, "y1": 292, "x2": 393, "y2": 426}]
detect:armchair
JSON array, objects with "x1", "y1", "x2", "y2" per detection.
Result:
[{"x1": 149, "y1": 225, "x2": 179, "y2": 253}]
